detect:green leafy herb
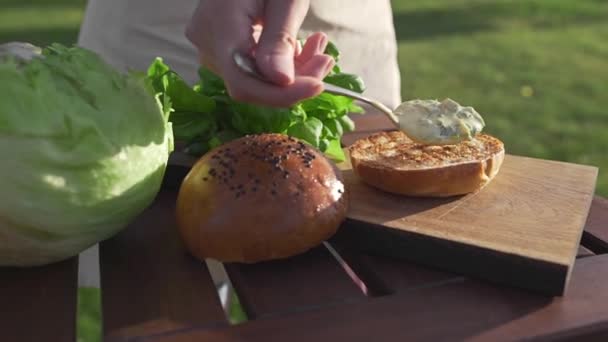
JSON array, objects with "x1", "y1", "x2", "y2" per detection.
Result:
[
  {"x1": 323, "y1": 73, "x2": 365, "y2": 93},
  {"x1": 287, "y1": 117, "x2": 324, "y2": 147},
  {"x1": 146, "y1": 41, "x2": 365, "y2": 162}
]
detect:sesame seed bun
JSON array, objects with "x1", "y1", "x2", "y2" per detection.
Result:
[{"x1": 175, "y1": 133, "x2": 349, "y2": 263}]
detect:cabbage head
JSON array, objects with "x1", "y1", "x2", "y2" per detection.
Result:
[{"x1": 0, "y1": 42, "x2": 173, "y2": 266}]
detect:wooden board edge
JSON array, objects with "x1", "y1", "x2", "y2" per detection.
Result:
[
  {"x1": 563, "y1": 179, "x2": 598, "y2": 293},
  {"x1": 333, "y1": 218, "x2": 570, "y2": 296}
]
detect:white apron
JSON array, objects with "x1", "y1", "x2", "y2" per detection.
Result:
[{"x1": 77, "y1": 0, "x2": 401, "y2": 107}]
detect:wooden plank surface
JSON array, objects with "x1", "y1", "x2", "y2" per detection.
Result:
[
  {"x1": 100, "y1": 189, "x2": 227, "y2": 341},
  {"x1": 0, "y1": 258, "x2": 77, "y2": 342},
  {"x1": 137, "y1": 254, "x2": 608, "y2": 342},
  {"x1": 224, "y1": 244, "x2": 367, "y2": 320}
]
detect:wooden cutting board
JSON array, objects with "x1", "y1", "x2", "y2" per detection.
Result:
[{"x1": 334, "y1": 152, "x2": 598, "y2": 296}]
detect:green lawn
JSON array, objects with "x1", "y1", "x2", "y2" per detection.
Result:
[{"x1": 1, "y1": 0, "x2": 607, "y2": 341}]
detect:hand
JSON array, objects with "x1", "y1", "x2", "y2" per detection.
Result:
[{"x1": 185, "y1": 0, "x2": 334, "y2": 107}]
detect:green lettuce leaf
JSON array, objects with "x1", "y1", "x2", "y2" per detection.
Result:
[{"x1": 0, "y1": 42, "x2": 173, "y2": 266}]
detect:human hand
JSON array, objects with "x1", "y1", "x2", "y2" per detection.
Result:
[{"x1": 185, "y1": 0, "x2": 334, "y2": 107}]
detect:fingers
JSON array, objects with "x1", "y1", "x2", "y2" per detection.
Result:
[
  {"x1": 296, "y1": 32, "x2": 328, "y2": 66},
  {"x1": 222, "y1": 65, "x2": 324, "y2": 107},
  {"x1": 297, "y1": 54, "x2": 334, "y2": 79},
  {"x1": 255, "y1": 0, "x2": 310, "y2": 85},
  {"x1": 185, "y1": 1, "x2": 257, "y2": 73},
  {"x1": 185, "y1": 0, "x2": 330, "y2": 108}
]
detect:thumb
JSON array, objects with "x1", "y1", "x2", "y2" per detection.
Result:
[{"x1": 255, "y1": 0, "x2": 310, "y2": 86}]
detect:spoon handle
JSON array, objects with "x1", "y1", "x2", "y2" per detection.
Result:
[
  {"x1": 322, "y1": 83, "x2": 399, "y2": 125},
  {"x1": 233, "y1": 51, "x2": 399, "y2": 126}
]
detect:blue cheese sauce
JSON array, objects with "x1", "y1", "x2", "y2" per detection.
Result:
[{"x1": 394, "y1": 98, "x2": 485, "y2": 145}]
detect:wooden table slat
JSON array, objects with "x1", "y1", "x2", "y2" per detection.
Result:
[
  {"x1": 577, "y1": 246, "x2": 595, "y2": 258},
  {"x1": 100, "y1": 189, "x2": 228, "y2": 341},
  {"x1": 0, "y1": 258, "x2": 78, "y2": 342},
  {"x1": 141, "y1": 254, "x2": 608, "y2": 342},
  {"x1": 224, "y1": 243, "x2": 367, "y2": 320},
  {"x1": 330, "y1": 240, "x2": 464, "y2": 296},
  {"x1": 581, "y1": 196, "x2": 608, "y2": 253}
]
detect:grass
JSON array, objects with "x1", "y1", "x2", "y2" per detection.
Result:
[
  {"x1": 0, "y1": 0, "x2": 85, "y2": 46},
  {"x1": 1, "y1": 0, "x2": 607, "y2": 341},
  {"x1": 77, "y1": 288, "x2": 101, "y2": 342}
]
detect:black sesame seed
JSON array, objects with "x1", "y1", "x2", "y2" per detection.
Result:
[
  {"x1": 271, "y1": 190, "x2": 277, "y2": 195},
  {"x1": 202, "y1": 177, "x2": 208, "y2": 181}
]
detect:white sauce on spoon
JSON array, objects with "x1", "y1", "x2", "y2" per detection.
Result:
[{"x1": 394, "y1": 98, "x2": 486, "y2": 145}]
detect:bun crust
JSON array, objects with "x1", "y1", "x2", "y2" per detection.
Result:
[
  {"x1": 348, "y1": 131, "x2": 505, "y2": 197},
  {"x1": 176, "y1": 134, "x2": 349, "y2": 263}
]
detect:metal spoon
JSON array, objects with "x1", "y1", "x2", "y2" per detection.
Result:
[{"x1": 233, "y1": 51, "x2": 400, "y2": 126}]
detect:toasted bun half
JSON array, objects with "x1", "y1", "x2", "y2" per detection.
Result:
[
  {"x1": 348, "y1": 131, "x2": 505, "y2": 197},
  {"x1": 175, "y1": 133, "x2": 349, "y2": 263}
]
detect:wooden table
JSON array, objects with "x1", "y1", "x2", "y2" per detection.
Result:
[{"x1": 2, "y1": 113, "x2": 608, "y2": 342}]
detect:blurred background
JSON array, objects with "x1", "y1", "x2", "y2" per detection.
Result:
[{"x1": 1, "y1": 0, "x2": 606, "y2": 341}]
